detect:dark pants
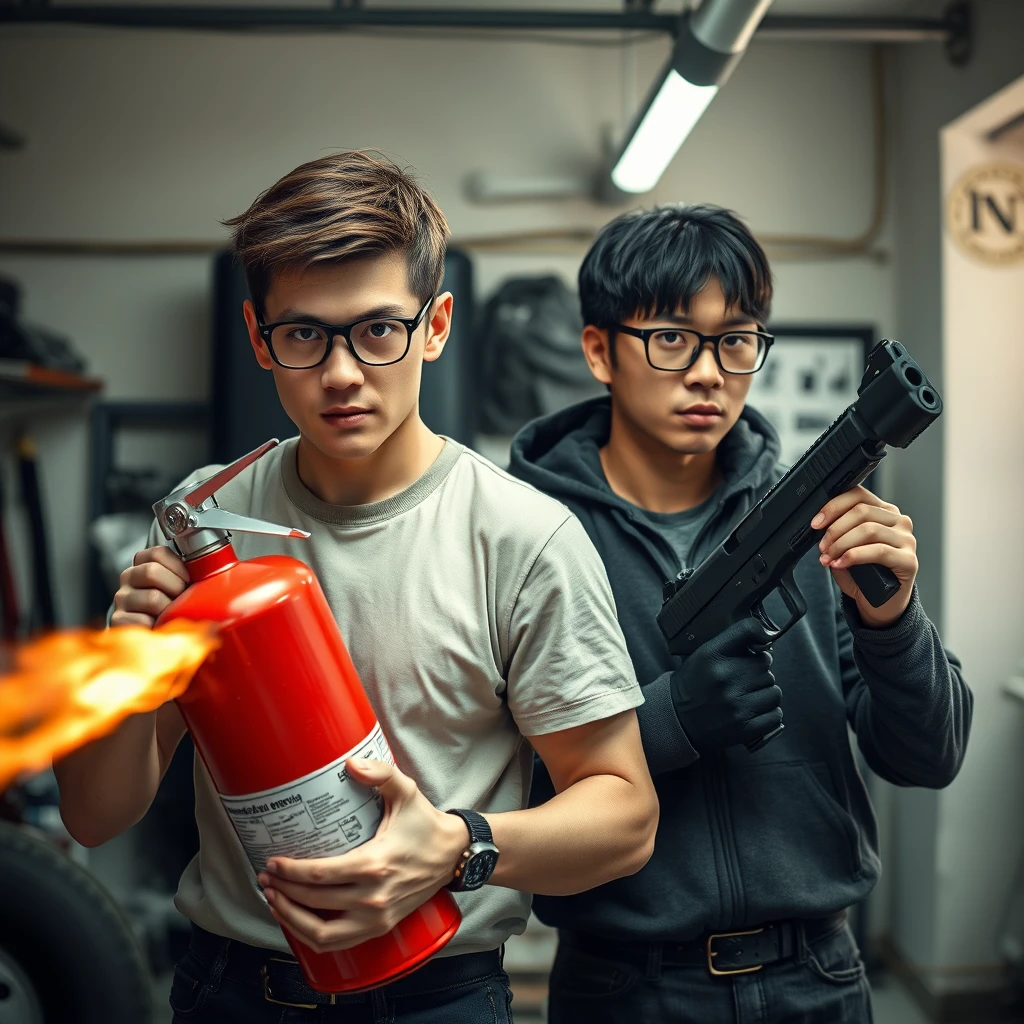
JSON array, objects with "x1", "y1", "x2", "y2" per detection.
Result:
[
  {"x1": 547, "y1": 920, "x2": 873, "y2": 1024},
  {"x1": 169, "y1": 924, "x2": 514, "y2": 1024}
]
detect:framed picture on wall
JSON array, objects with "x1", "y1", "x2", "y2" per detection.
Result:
[{"x1": 746, "y1": 325, "x2": 875, "y2": 467}]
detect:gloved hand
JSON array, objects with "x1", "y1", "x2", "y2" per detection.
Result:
[{"x1": 670, "y1": 617, "x2": 783, "y2": 754}]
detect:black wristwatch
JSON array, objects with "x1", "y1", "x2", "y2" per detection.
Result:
[{"x1": 445, "y1": 809, "x2": 499, "y2": 892}]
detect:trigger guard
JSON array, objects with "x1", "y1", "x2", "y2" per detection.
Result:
[
  {"x1": 750, "y1": 600, "x2": 780, "y2": 641},
  {"x1": 777, "y1": 566, "x2": 809, "y2": 621},
  {"x1": 749, "y1": 566, "x2": 808, "y2": 650}
]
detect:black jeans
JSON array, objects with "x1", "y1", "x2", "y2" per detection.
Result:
[
  {"x1": 547, "y1": 921, "x2": 873, "y2": 1024},
  {"x1": 169, "y1": 924, "x2": 514, "y2": 1024}
]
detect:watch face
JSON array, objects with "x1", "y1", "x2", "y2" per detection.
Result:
[{"x1": 462, "y1": 846, "x2": 499, "y2": 890}]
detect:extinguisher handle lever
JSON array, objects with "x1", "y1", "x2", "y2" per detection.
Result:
[
  {"x1": 181, "y1": 439, "x2": 280, "y2": 509},
  {"x1": 153, "y1": 438, "x2": 310, "y2": 557}
]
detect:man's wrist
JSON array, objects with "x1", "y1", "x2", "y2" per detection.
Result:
[
  {"x1": 436, "y1": 807, "x2": 471, "y2": 885},
  {"x1": 443, "y1": 810, "x2": 499, "y2": 891},
  {"x1": 854, "y1": 594, "x2": 912, "y2": 630},
  {"x1": 843, "y1": 586, "x2": 922, "y2": 644}
]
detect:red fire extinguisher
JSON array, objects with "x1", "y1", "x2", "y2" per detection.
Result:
[{"x1": 153, "y1": 439, "x2": 461, "y2": 993}]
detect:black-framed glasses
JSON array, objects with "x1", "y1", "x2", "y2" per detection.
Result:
[
  {"x1": 614, "y1": 324, "x2": 774, "y2": 375},
  {"x1": 257, "y1": 295, "x2": 434, "y2": 369}
]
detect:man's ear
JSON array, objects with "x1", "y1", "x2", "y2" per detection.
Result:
[
  {"x1": 581, "y1": 325, "x2": 614, "y2": 386},
  {"x1": 243, "y1": 300, "x2": 274, "y2": 370},
  {"x1": 422, "y1": 292, "x2": 453, "y2": 364}
]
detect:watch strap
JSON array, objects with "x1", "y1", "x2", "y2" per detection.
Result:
[{"x1": 446, "y1": 808, "x2": 492, "y2": 845}]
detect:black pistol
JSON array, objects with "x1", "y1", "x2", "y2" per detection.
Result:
[{"x1": 657, "y1": 339, "x2": 942, "y2": 752}]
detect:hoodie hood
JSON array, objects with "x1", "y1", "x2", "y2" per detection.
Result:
[{"x1": 509, "y1": 395, "x2": 782, "y2": 519}]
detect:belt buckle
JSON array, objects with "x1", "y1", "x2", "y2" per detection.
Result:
[
  {"x1": 706, "y1": 927, "x2": 765, "y2": 977},
  {"x1": 261, "y1": 959, "x2": 336, "y2": 1008}
]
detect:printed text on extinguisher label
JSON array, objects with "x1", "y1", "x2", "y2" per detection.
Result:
[{"x1": 219, "y1": 722, "x2": 395, "y2": 874}]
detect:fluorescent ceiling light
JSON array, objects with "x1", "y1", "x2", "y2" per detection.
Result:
[
  {"x1": 611, "y1": 72, "x2": 718, "y2": 194},
  {"x1": 603, "y1": 0, "x2": 773, "y2": 199}
]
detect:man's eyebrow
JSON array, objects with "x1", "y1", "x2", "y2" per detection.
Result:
[
  {"x1": 270, "y1": 303, "x2": 411, "y2": 323},
  {"x1": 653, "y1": 312, "x2": 758, "y2": 327}
]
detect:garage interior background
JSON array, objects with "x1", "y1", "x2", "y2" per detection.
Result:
[{"x1": 0, "y1": 0, "x2": 1023, "y2": 1021}]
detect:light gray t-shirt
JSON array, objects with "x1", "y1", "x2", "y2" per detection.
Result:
[{"x1": 156, "y1": 437, "x2": 643, "y2": 956}]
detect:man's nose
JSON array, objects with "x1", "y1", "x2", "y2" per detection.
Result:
[
  {"x1": 321, "y1": 337, "x2": 365, "y2": 389},
  {"x1": 683, "y1": 342, "x2": 724, "y2": 388}
]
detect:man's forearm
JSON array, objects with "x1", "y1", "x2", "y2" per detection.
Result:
[
  {"x1": 844, "y1": 589, "x2": 973, "y2": 787},
  {"x1": 54, "y1": 705, "x2": 179, "y2": 847},
  {"x1": 484, "y1": 773, "x2": 657, "y2": 896}
]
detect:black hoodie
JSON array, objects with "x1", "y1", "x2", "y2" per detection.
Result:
[{"x1": 509, "y1": 396, "x2": 972, "y2": 941}]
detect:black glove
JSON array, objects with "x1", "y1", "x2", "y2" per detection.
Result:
[{"x1": 670, "y1": 616, "x2": 783, "y2": 754}]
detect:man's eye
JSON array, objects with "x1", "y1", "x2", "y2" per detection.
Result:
[
  {"x1": 289, "y1": 326, "x2": 324, "y2": 343},
  {"x1": 655, "y1": 331, "x2": 683, "y2": 345},
  {"x1": 365, "y1": 321, "x2": 395, "y2": 339},
  {"x1": 723, "y1": 333, "x2": 754, "y2": 348}
]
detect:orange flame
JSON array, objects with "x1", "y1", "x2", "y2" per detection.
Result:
[{"x1": 0, "y1": 621, "x2": 219, "y2": 790}]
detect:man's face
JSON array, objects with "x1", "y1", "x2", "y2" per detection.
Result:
[
  {"x1": 243, "y1": 255, "x2": 449, "y2": 462},
  {"x1": 583, "y1": 277, "x2": 758, "y2": 456}
]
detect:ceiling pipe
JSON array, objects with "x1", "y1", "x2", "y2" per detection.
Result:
[{"x1": 0, "y1": 4, "x2": 968, "y2": 47}]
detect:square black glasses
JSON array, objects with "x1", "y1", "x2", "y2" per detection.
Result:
[
  {"x1": 614, "y1": 324, "x2": 774, "y2": 375},
  {"x1": 257, "y1": 295, "x2": 434, "y2": 369}
]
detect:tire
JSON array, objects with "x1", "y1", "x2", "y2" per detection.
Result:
[
  {"x1": 0, "y1": 821, "x2": 154, "y2": 1024},
  {"x1": 0, "y1": 942, "x2": 45, "y2": 1023}
]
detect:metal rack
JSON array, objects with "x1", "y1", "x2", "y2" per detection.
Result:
[{"x1": 86, "y1": 400, "x2": 209, "y2": 620}]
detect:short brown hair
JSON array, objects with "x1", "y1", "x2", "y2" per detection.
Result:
[{"x1": 225, "y1": 151, "x2": 449, "y2": 317}]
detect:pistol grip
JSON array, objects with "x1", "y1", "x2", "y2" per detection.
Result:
[{"x1": 849, "y1": 562, "x2": 900, "y2": 607}]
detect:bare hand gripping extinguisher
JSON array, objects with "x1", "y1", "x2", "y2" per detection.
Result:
[{"x1": 153, "y1": 439, "x2": 461, "y2": 993}]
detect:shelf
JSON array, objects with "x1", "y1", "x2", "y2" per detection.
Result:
[
  {"x1": 0, "y1": 360, "x2": 103, "y2": 394},
  {"x1": 0, "y1": 360, "x2": 103, "y2": 417}
]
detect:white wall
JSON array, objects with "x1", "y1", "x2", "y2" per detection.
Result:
[
  {"x1": 0, "y1": 27, "x2": 895, "y2": 627},
  {"x1": 884, "y1": 0, "x2": 1024, "y2": 996},
  {"x1": 887, "y1": 0, "x2": 1024, "y2": 627},
  {"x1": 936, "y1": 75, "x2": 1024, "y2": 993}
]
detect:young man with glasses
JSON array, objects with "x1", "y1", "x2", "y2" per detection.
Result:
[
  {"x1": 509, "y1": 204, "x2": 971, "y2": 1023},
  {"x1": 54, "y1": 152, "x2": 658, "y2": 1023}
]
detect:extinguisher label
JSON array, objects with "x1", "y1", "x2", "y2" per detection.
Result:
[{"x1": 218, "y1": 722, "x2": 396, "y2": 874}]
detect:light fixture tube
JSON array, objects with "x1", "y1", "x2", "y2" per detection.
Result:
[
  {"x1": 611, "y1": 72, "x2": 718, "y2": 194},
  {"x1": 603, "y1": 0, "x2": 773, "y2": 200}
]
